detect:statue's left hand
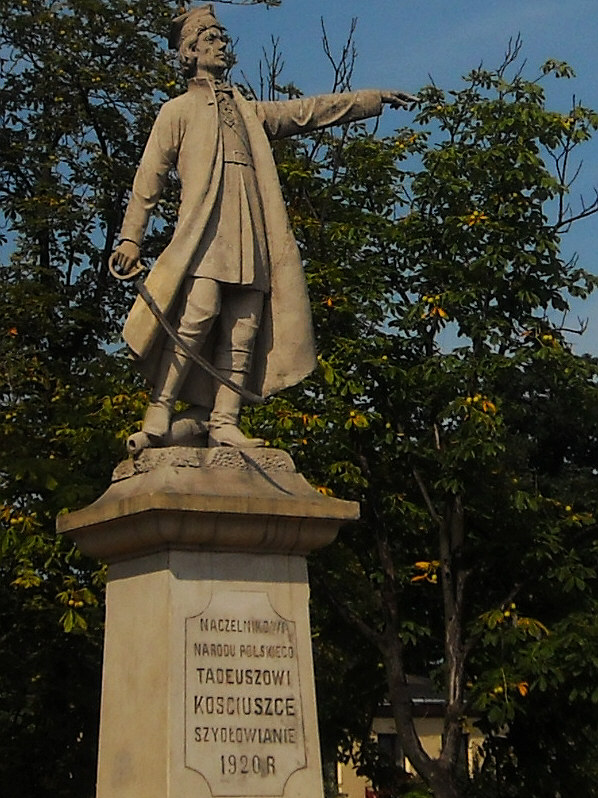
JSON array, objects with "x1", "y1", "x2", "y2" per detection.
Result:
[{"x1": 381, "y1": 90, "x2": 418, "y2": 110}]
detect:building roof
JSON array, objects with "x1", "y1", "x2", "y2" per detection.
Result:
[{"x1": 376, "y1": 676, "x2": 447, "y2": 719}]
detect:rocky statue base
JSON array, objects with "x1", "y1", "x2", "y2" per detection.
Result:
[{"x1": 57, "y1": 447, "x2": 359, "y2": 798}]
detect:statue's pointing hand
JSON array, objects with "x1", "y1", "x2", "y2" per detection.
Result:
[
  {"x1": 381, "y1": 90, "x2": 418, "y2": 110},
  {"x1": 108, "y1": 240, "x2": 144, "y2": 281}
]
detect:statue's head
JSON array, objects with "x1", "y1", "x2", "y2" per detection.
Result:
[{"x1": 169, "y1": 3, "x2": 229, "y2": 79}]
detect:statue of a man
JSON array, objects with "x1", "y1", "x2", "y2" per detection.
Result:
[{"x1": 110, "y1": 3, "x2": 414, "y2": 449}]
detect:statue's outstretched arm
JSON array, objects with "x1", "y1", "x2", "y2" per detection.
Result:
[
  {"x1": 256, "y1": 88, "x2": 416, "y2": 140},
  {"x1": 256, "y1": 89, "x2": 382, "y2": 140}
]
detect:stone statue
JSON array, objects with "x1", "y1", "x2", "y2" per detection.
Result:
[{"x1": 110, "y1": 3, "x2": 414, "y2": 450}]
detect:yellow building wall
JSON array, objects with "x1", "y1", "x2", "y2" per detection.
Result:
[{"x1": 337, "y1": 717, "x2": 485, "y2": 798}]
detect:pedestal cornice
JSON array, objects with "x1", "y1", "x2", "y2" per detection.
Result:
[{"x1": 57, "y1": 447, "x2": 359, "y2": 562}]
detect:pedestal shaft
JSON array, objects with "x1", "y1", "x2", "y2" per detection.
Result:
[
  {"x1": 58, "y1": 450, "x2": 359, "y2": 798},
  {"x1": 98, "y1": 550, "x2": 323, "y2": 798}
]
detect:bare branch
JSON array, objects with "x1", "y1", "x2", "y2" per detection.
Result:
[
  {"x1": 554, "y1": 313, "x2": 589, "y2": 336},
  {"x1": 320, "y1": 17, "x2": 357, "y2": 94},
  {"x1": 260, "y1": 36, "x2": 285, "y2": 101},
  {"x1": 497, "y1": 34, "x2": 524, "y2": 79},
  {"x1": 239, "y1": 70, "x2": 259, "y2": 100},
  {"x1": 412, "y1": 466, "x2": 442, "y2": 525},
  {"x1": 554, "y1": 188, "x2": 598, "y2": 231}
]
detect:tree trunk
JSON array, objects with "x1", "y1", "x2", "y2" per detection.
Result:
[{"x1": 429, "y1": 763, "x2": 462, "y2": 798}]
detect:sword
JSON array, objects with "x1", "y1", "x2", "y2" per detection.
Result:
[{"x1": 109, "y1": 258, "x2": 263, "y2": 405}]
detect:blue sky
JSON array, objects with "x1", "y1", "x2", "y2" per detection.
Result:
[{"x1": 216, "y1": 0, "x2": 598, "y2": 354}]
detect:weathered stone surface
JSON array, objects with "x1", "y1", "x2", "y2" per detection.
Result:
[
  {"x1": 97, "y1": 550, "x2": 324, "y2": 798},
  {"x1": 57, "y1": 447, "x2": 359, "y2": 562},
  {"x1": 60, "y1": 443, "x2": 357, "y2": 797},
  {"x1": 59, "y1": 446, "x2": 358, "y2": 798},
  {"x1": 112, "y1": 446, "x2": 296, "y2": 481},
  {"x1": 109, "y1": 4, "x2": 415, "y2": 449},
  {"x1": 184, "y1": 590, "x2": 305, "y2": 795}
]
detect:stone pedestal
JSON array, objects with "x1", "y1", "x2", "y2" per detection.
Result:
[{"x1": 57, "y1": 447, "x2": 359, "y2": 798}]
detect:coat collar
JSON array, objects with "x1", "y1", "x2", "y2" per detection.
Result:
[
  {"x1": 188, "y1": 76, "x2": 214, "y2": 92},
  {"x1": 188, "y1": 76, "x2": 237, "y2": 94}
]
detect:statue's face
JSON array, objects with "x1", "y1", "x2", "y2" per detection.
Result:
[{"x1": 194, "y1": 25, "x2": 229, "y2": 77}]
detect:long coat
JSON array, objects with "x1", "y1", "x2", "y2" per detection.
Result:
[{"x1": 120, "y1": 78, "x2": 383, "y2": 406}]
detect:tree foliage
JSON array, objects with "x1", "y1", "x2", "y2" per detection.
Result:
[
  {"x1": 247, "y1": 40, "x2": 598, "y2": 798},
  {"x1": 2, "y1": 4, "x2": 598, "y2": 796},
  {"x1": 0, "y1": 1, "x2": 179, "y2": 793},
  {"x1": 0, "y1": 2, "x2": 278, "y2": 793}
]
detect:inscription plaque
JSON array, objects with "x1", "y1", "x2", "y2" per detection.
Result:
[{"x1": 185, "y1": 591, "x2": 306, "y2": 796}]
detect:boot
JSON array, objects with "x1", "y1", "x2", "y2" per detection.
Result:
[
  {"x1": 208, "y1": 374, "x2": 265, "y2": 449},
  {"x1": 130, "y1": 406, "x2": 209, "y2": 454},
  {"x1": 141, "y1": 279, "x2": 219, "y2": 443},
  {"x1": 142, "y1": 346, "x2": 193, "y2": 441}
]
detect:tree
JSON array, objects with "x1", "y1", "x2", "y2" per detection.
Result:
[
  {"x1": 247, "y1": 41, "x2": 598, "y2": 798},
  {"x1": 0, "y1": 1, "x2": 175, "y2": 793},
  {"x1": 2, "y1": 3, "x2": 598, "y2": 796},
  {"x1": 0, "y1": 4, "x2": 284, "y2": 794}
]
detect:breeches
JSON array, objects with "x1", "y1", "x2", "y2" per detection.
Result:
[{"x1": 171, "y1": 277, "x2": 264, "y2": 373}]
